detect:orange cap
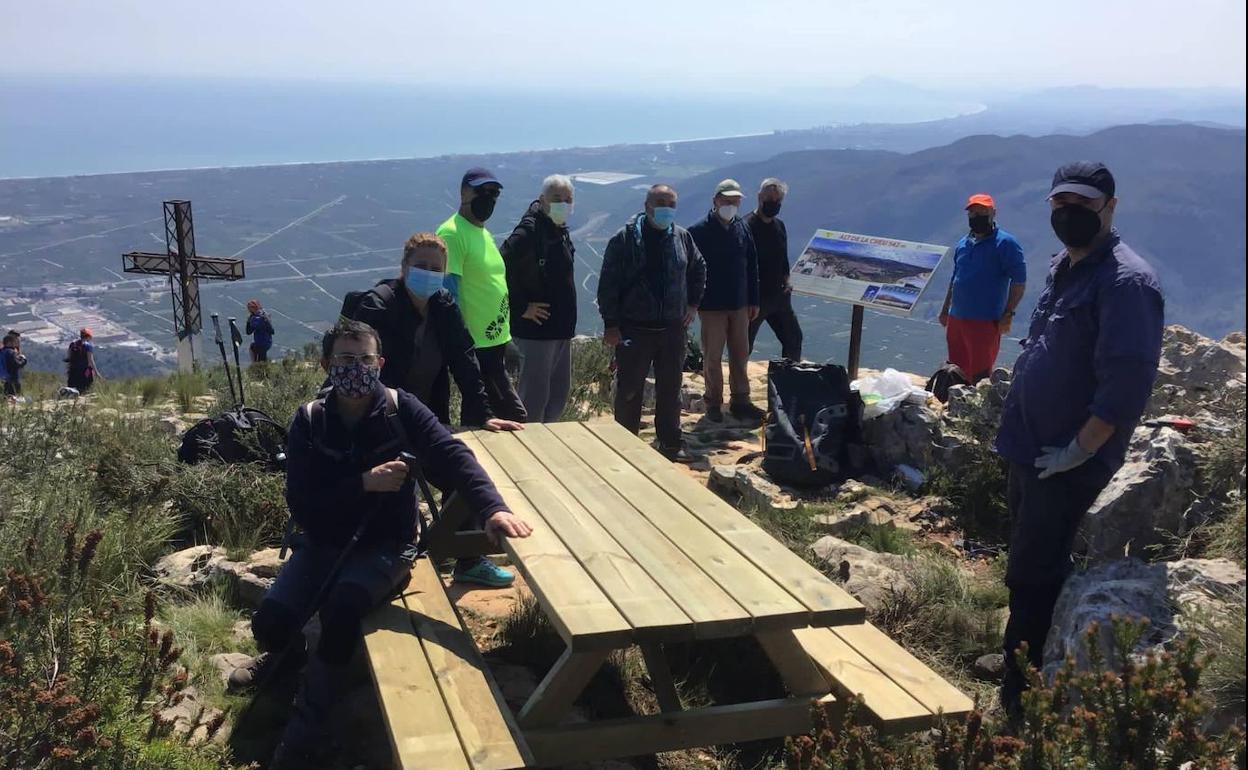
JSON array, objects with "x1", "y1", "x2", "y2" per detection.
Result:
[
  {"x1": 965, "y1": 193, "x2": 995, "y2": 209},
  {"x1": 80, "y1": 327, "x2": 93, "y2": 338}
]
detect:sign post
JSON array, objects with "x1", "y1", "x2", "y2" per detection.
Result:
[
  {"x1": 122, "y1": 201, "x2": 245, "y2": 372},
  {"x1": 789, "y1": 229, "x2": 951, "y2": 379}
]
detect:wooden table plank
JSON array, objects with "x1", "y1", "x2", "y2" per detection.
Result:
[
  {"x1": 361, "y1": 597, "x2": 472, "y2": 770},
  {"x1": 585, "y1": 421, "x2": 865, "y2": 626},
  {"x1": 518, "y1": 424, "x2": 753, "y2": 639},
  {"x1": 476, "y1": 430, "x2": 692, "y2": 642},
  {"x1": 549, "y1": 422, "x2": 808, "y2": 631},
  {"x1": 403, "y1": 560, "x2": 532, "y2": 770},
  {"x1": 832, "y1": 623, "x2": 974, "y2": 719},
  {"x1": 792, "y1": 627, "x2": 934, "y2": 734},
  {"x1": 458, "y1": 433, "x2": 631, "y2": 651}
]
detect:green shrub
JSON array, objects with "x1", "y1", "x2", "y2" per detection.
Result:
[
  {"x1": 170, "y1": 371, "x2": 209, "y2": 413},
  {"x1": 786, "y1": 618, "x2": 1246, "y2": 770},
  {"x1": 139, "y1": 377, "x2": 168, "y2": 407},
  {"x1": 873, "y1": 555, "x2": 1008, "y2": 667},
  {"x1": 560, "y1": 337, "x2": 615, "y2": 421},
  {"x1": 166, "y1": 464, "x2": 288, "y2": 557},
  {"x1": 842, "y1": 521, "x2": 918, "y2": 556},
  {"x1": 1186, "y1": 593, "x2": 1247, "y2": 722}
]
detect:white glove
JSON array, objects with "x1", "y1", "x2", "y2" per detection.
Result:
[{"x1": 1034, "y1": 437, "x2": 1095, "y2": 480}]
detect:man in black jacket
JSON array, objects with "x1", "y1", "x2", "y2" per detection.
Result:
[
  {"x1": 234, "y1": 320, "x2": 532, "y2": 768},
  {"x1": 502, "y1": 174, "x2": 578, "y2": 422},
  {"x1": 598, "y1": 184, "x2": 706, "y2": 462},
  {"x1": 745, "y1": 178, "x2": 803, "y2": 360},
  {"x1": 688, "y1": 179, "x2": 765, "y2": 423}
]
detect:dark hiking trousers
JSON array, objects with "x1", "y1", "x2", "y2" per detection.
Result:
[
  {"x1": 1001, "y1": 460, "x2": 1111, "y2": 711},
  {"x1": 613, "y1": 324, "x2": 686, "y2": 450},
  {"x1": 748, "y1": 291, "x2": 803, "y2": 361},
  {"x1": 475, "y1": 343, "x2": 528, "y2": 422}
]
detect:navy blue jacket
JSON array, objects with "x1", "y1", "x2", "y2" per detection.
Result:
[
  {"x1": 687, "y1": 211, "x2": 759, "y2": 311},
  {"x1": 285, "y1": 382, "x2": 507, "y2": 549},
  {"x1": 996, "y1": 231, "x2": 1164, "y2": 474}
]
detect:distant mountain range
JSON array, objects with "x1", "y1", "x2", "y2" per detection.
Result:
[{"x1": 672, "y1": 123, "x2": 1247, "y2": 340}]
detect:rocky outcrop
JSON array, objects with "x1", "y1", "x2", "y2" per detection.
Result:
[
  {"x1": 151, "y1": 545, "x2": 284, "y2": 607},
  {"x1": 810, "y1": 535, "x2": 912, "y2": 611},
  {"x1": 859, "y1": 402, "x2": 942, "y2": 471},
  {"x1": 1043, "y1": 557, "x2": 1246, "y2": 680},
  {"x1": 1148, "y1": 326, "x2": 1246, "y2": 424},
  {"x1": 1077, "y1": 426, "x2": 1197, "y2": 561},
  {"x1": 708, "y1": 464, "x2": 798, "y2": 510}
]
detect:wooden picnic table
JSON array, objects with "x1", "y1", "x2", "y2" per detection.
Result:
[{"x1": 365, "y1": 420, "x2": 972, "y2": 769}]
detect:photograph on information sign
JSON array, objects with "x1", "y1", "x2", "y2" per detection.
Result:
[{"x1": 790, "y1": 229, "x2": 950, "y2": 314}]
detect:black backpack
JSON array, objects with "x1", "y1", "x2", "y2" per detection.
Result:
[
  {"x1": 67, "y1": 339, "x2": 89, "y2": 370},
  {"x1": 925, "y1": 362, "x2": 969, "y2": 404},
  {"x1": 339, "y1": 280, "x2": 397, "y2": 325},
  {"x1": 177, "y1": 407, "x2": 288, "y2": 469},
  {"x1": 762, "y1": 359, "x2": 863, "y2": 487}
]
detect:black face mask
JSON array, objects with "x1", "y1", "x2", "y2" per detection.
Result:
[
  {"x1": 968, "y1": 214, "x2": 993, "y2": 234},
  {"x1": 761, "y1": 200, "x2": 782, "y2": 217},
  {"x1": 470, "y1": 194, "x2": 497, "y2": 223},
  {"x1": 1050, "y1": 203, "x2": 1104, "y2": 248}
]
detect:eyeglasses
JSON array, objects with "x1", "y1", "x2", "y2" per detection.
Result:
[{"x1": 330, "y1": 353, "x2": 380, "y2": 366}]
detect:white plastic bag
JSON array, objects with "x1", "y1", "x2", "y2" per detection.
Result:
[{"x1": 852, "y1": 368, "x2": 925, "y2": 419}]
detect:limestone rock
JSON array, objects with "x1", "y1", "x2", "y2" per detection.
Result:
[
  {"x1": 245, "y1": 547, "x2": 287, "y2": 578},
  {"x1": 811, "y1": 535, "x2": 911, "y2": 611},
  {"x1": 210, "y1": 652, "x2": 254, "y2": 684},
  {"x1": 813, "y1": 496, "x2": 923, "y2": 536},
  {"x1": 708, "y1": 464, "x2": 799, "y2": 510},
  {"x1": 158, "y1": 416, "x2": 187, "y2": 436},
  {"x1": 157, "y1": 686, "x2": 229, "y2": 744},
  {"x1": 860, "y1": 401, "x2": 942, "y2": 471},
  {"x1": 1042, "y1": 557, "x2": 1246, "y2": 681},
  {"x1": 1078, "y1": 426, "x2": 1197, "y2": 561},
  {"x1": 1148, "y1": 326, "x2": 1247, "y2": 424},
  {"x1": 152, "y1": 545, "x2": 227, "y2": 589},
  {"x1": 972, "y1": 653, "x2": 1006, "y2": 682},
  {"x1": 208, "y1": 559, "x2": 273, "y2": 608}
]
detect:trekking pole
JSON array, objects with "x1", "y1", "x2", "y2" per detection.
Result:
[
  {"x1": 210, "y1": 314, "x2": 238, "y2": 406},
  {"x1": 227, "y1": 317, "x2": 246, "y2": 407},
  {"x1": 398, "y1": 451, "x2": 443, "y2": 553}
]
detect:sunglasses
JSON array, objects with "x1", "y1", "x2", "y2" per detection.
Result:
[{"x1": 330, "y1": 353, "x2": 380, "y2": 366}]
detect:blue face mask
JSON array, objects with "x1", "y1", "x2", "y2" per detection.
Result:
[
  {"x1": 404, "y1": 267, "x2": 445, "y2": 299},
  {"x1": 650, "y1": 207, "x2": 677, "y2": 229}
]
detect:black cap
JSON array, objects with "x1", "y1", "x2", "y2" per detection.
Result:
[
  {"x1": 1048, "y1": 161, "x2": 1115, "y2": 200},
  {"x1": 461, "y1": 167, "x2": 502, "y2": 189}
]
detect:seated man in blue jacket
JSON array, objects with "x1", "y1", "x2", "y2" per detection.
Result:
[{"x1": 231, "y1": 319, "x2": 532, "y2": 768}]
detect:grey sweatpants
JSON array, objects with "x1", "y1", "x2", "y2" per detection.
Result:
[{"x1": 515, "y1": 338, "x2": 572, "y2": 423}]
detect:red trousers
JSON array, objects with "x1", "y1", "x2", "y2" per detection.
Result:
[{"x1": 946, "y1": 316, "x2": 1002, "y2": 382}]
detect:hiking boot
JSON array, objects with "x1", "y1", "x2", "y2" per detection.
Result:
[
  {"x1": 226, "y1": 648, "x2": 305, "y2": 692},
  {"x1": 704, "y1": 406, "x2": 724, "y2": 423},
  {"x1": 660, "y1": 444, "x2": 694, "y2": 464},
  {"x1": 729, "y1": 400, "x2": 766, "y2": 422},
  {"x1": 269, "y1": 737, "x2": 333, "y2": 770},
  {"x1": 453, "y1": 558, "x2": 515, "y2": 588}
]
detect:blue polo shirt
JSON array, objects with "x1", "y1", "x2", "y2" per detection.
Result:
[
  {"x1": 995, "y1": 231, "x2": 1164, "y2": 474},
  {"x1": 949, "y1": 227, "x2": 1026, "y2": 321}
]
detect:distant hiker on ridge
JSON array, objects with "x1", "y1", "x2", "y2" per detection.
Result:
[
  {"x1": 598, "y1": 183, "x2": 706, "y2": 463},
  {"x1": 939, "y1": 193, "x2": 1027, "y2": 382},
  {"x1": 437, "y1": 167, "x2": 527, "y2": 422},
  {"x1": 343, "y1": 231, "x2": 523, "y2": 588},
  {"x1": 501, "y1": 174, "x2": 578, "y2": 423},
  {"x1": 66, "y1": 327, "x2": 102, "y2": 392},
  {"x1": 1, "y1": 331, "x2": 26, "y2": 400},
  {"x1": 688, "y1": 178, "x2": 765, "y2": 423},
  {"x1": 245, "y1": 299, "x2": 275, "y2": 362},
  {"x1": 994, "y1": 161, "x2": 1164, "y2": 723},
  {"x1": 746, "y1": 177, "x2": 803, "y2": 361}
]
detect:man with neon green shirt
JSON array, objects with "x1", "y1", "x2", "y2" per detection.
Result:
[{"x1": 437, "y1": 167, "x2": 527, "y2": 422}]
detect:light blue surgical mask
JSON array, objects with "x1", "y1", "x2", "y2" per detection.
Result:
[
  {"x1": 404, "y1": 267, "x2": 445, "y2": 299},
  {"x1": 547, "y1": 201, "x2": 572, "y2": 226},
  {"x1": 650, "y1": 207, "x2": 677, "y2": 229}
]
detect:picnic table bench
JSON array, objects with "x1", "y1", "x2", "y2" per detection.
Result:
[{"x1": 362, "y1": 421, "x2": 973, "y2": 768}]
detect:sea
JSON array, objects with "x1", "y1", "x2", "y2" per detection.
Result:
[{"x1": 0, "y1": 76, "x2": 980, "y2": 179}]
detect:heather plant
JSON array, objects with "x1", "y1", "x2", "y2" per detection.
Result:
[{"x1": 785, "y1": 617, "x2": 1246, "y2": 770}]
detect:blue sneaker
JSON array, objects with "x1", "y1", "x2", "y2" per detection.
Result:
[{"x1": 453, "y1": 558, "x2": 515, "y2": 588}]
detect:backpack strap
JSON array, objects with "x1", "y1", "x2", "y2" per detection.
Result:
[{"x1": 304, "y1": 397, "x2": 347, "y2": 462}]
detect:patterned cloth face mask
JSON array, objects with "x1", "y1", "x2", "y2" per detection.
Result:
[{"x1": 329, "y1": 360, "x2": 381, "y2": 398}]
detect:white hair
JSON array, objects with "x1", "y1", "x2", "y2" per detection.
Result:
[
  {"x1": 759, "y1": 177, "x2": 789, "y2": 195},
  {"x1": 541, "y1": 174, "x2": 575, "y2": 197}
]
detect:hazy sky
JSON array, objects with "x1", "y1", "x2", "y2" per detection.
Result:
[{"x1": 2, "y1": 0, "x2": 1244, "y2": 92}]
